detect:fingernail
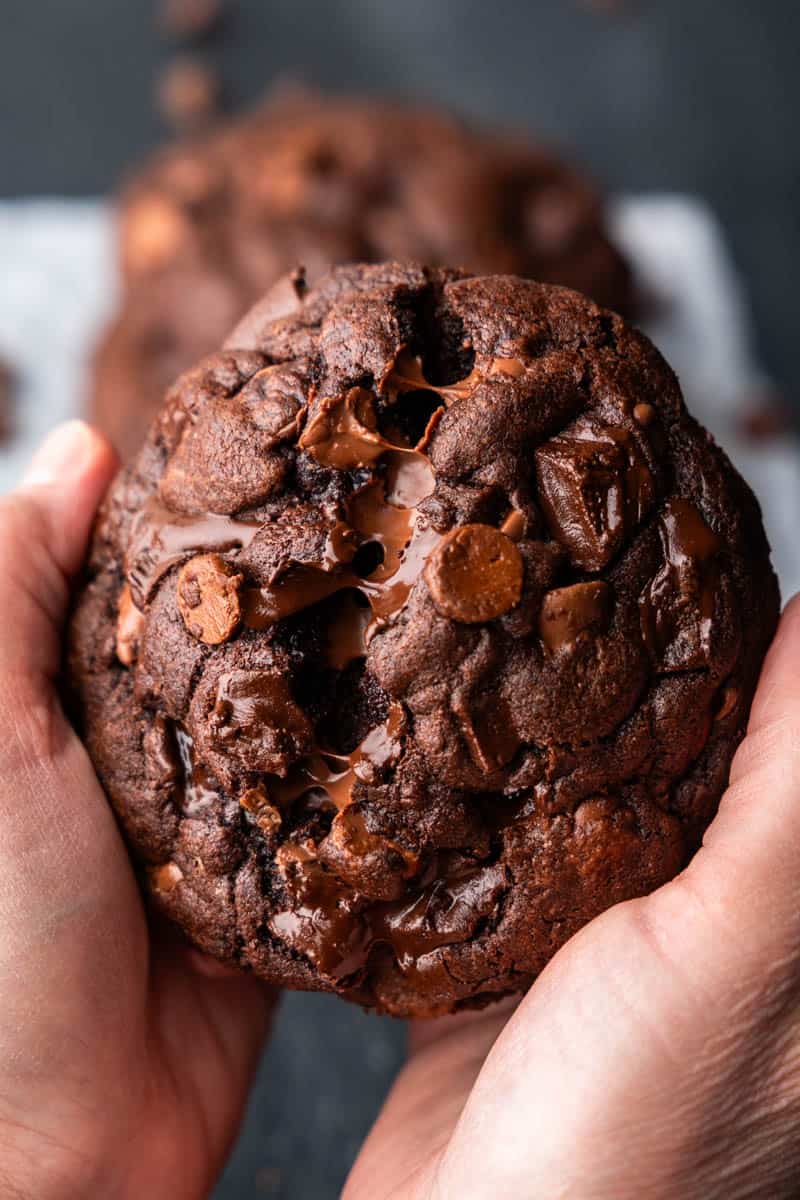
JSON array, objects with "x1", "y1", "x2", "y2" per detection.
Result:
[{"x1": 22, "y1": 421, "x2": 98, "y2": 488}]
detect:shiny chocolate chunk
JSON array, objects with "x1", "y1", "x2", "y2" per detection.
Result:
[
  {"x1": 639, "y1": 498, "x2": 723, "y2": 671},
  {"x1": 539, "y1": 580, "x2": 612, "y2": 652},
  {"x1": 535, "y1": 422, "x2": 656, "y2": 571}
]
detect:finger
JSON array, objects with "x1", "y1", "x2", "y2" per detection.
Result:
[
  {"x1": 0, "y1": 419, "x2": 134, "y2": 980},
  {"x1": 147, "y1": 931, "x2": 278, "y2": 1172},
  {"x1": 0, "y1": 421, "x2": 117, "y2": 679},
  {"x1": 408, "y1": 994, "x2": 519, "y2": 1055},
  {"x1": 0, "y1": 428, "x2": 146, "y2": 1137},
  {"x1": 427, "y1": 603, "x2": 800, "y2": 1197},
  {"x1": 344, "y1": 1003, "x2": 511, "y2": 1199},
  {"x1": 683, "y1": 594, "x2": 800, "y2": 929}
]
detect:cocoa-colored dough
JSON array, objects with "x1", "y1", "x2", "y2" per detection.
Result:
[
  {"x1": 91, "y1": 88, "x2": 633, "y2": 458},
  {"x1": 69, "y1": 264, "x2": 778, "y2": 1017}
]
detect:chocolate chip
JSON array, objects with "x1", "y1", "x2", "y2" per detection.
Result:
[
  {"x1": 207, "y1": 669, "x2": 313, "y2": 774},
  {"x1": 424, "y1": 524, "x2": 523, "y2": 623},
  {"x1": 633, "y1": 402, "x2": 656, "y2": 426},
  {"x1": 539, "y1": 581, "x2": 612, "y2": 652},
  {"x1": 116, "y1": 583, "x2": 145, "y2": 666},
  {"x1": 177, "y1": 553, "x2": 243, "y2": 644}
]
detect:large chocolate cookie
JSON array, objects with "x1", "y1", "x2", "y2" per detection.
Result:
[
  {"x1": 69, "y1": 264, "x2": 778, "y2": 1016},
  {"x1": 92, "y1": 88, "x2": 633, "y2": 457}
]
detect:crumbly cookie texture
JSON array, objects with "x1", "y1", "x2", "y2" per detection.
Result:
[
  {"x1": 69, "y1": 264, "x2": 778, "y2": 1017},
  {"x1": 91, "y1": 88, "x2": 632, "y2": 457}
]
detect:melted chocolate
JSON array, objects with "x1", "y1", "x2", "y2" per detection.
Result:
[
  {"x1": 132, "y1": 356, "x2": 523, "y2": 984},
  {"x1": 639, "y1": 497, "x2": 722, "y2": 669},
  {"x1": 270, "y1": 842, "x2": 370, "y2": 980},
  {"x1": 269, "y1": 852, "x2": 508, "y2": 983},
  {"x1": 383, "y1": 348, "x2": 526, "y2": 405},
  {"x1": 324, "y1": 591, "x2": 371, "y2": 670},
  {"x1": 267, "y1": 702, "x2": 406, "y2": 812},
  {"x1": 174, "y1": 724, "x2": 222, "y2": 815},
  {"x1": 366, "y1": 860, "x2": 508, "y2": 969},
  {"x1": 298, "y1": 387, "x2": 388, "y2": 470},
  {"x1": 127, "y1": 498, "x2": 261, "y2": 606}
]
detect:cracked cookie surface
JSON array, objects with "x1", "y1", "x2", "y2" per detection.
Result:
[{"x1": 69, "y1": 263, "x2": 778, "y2": 1016}]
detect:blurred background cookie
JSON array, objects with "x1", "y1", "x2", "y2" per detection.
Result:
[{"x1": 93, "y1": 88, "x2": 632, "y2": 457}]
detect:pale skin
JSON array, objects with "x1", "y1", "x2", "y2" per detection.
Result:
[{"x1": 0, "y1": 420, "x2": 798, "y2": 1199}]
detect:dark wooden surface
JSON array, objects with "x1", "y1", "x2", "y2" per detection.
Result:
[{"x1": 1, "y1": 3, "x2": 798, "y2": 1196}]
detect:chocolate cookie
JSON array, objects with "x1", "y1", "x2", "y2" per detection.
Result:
[
  {"x1": 91, "y1": 88, "x2": 633, "y2": 457},
  {"x1": 69, "y1": 264, "x2": 778, "y2": 1017}
]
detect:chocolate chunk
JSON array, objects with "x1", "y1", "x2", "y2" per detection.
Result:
[
  {"x1": 203, "y1": 669, "x2": 314, "y2": 776},
  {"x1": 539, "y1": 580, "x2": 612, "y2": 652},
  {"x1": 177, "y1": 553, "x2": 243, "y2": 644},
  {"x1": 639, "y1": 498, "x2": 723, "y2": 671},
  {"x1": 535, "y1": 423, "x2": 656, "y2": 571},
  {"x1": 424, "y1": 524, "x2": 524, "y2": 623}
]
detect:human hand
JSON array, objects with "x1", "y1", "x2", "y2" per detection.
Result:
[
  {"x1": 347, "y1": 595, "x2": 800, "y2": 1199},
  {"x1": 0, "y1": 423, "x2": 274, "y2": 1200}
]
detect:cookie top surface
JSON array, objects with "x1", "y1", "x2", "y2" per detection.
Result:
[
  {"x1": 70, "y1": 263, "x2": 778, "y2": 1016},
  {"x1": 92, "y1": 89, "x2": 632, "y2": 457}
]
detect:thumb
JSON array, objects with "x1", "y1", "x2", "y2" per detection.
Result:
[
  {"x1": 683, "y1": 592, "x2": 800, "y2": 937},
  {"x1": 0, "y1": 420, "x2": 117, "y2": 680}
]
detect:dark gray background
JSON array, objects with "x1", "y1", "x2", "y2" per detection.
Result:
[
  {"x1": 1, "y1": 0, "x2": 798, "y2": 424},
  {"x1": 1, "y1": 3, "x2": 798, "y2": 1197}
]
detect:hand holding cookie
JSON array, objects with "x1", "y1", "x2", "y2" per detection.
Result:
[
  {"x1": 347, "y1": 595, "x2": 800, "y2": 1198},
  {"x1": 0, "y1": 422, "x2": 273, "y2": 1199}
]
